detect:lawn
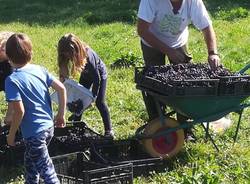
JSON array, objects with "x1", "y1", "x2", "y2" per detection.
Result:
[{"x1": 0, "y1": 0, "x2": 249, "y2": 183}]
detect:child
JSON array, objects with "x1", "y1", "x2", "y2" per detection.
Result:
[
  {"x1": 57, "y1": 33, "x2": 114, "y2": 138},
  {"x1": 0, "y1": 31, "x2": 13, "y2": 92},
  {"x1": 0, "y1": 31, "x2": 14, "y2": 125},
  {"x1": 5, "y1": 33, "x2": 66, "y2": 183}
]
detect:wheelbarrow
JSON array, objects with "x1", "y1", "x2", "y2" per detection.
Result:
[{"x1": 134, "y1": 63, "x2": 250, "y2": 159}]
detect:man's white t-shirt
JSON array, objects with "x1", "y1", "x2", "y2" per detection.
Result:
[{"x1": 138, "y1": 0, "x2": 212, "y2": 48}]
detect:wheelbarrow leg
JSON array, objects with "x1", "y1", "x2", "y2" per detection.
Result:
[
  {"x1": 203, "y1": 122, "x2": 210, "y2": 140},
  {"x1": 154, "y1": 98, "x2": 165, "y2": 126},
  {"x1": 233, "y1": 109, "x2": 243, "y2": 143},
  {"x1": 201, "y1": 123, "x2": 219, "y2": 152},
  {"x1": 141, "y1": 91, "x2": 159, "y2": 120}
]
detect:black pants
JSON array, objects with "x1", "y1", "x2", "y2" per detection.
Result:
[
  {"x1": 79, "y1": 77, "x2": 112, "y2": 132},
  {"x1": 141, "y1": 41, "x2": 192, "y2": 121}
]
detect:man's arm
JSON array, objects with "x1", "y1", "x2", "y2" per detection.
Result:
[
  {"x1": 202, "y1": 25, "x2": 221, "y2": 70},
  {"x1": 51, "y1": 78, "x2": 66, "y2": 128},
  {"x1": 7, "y1": 101, "x2": 24, "y2": 146},
  {"x1": 137, "y1": 18, "x2": 185, "y2": 63}
]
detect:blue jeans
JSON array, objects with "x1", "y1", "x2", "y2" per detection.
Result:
[{"x1": 24, "y1": 127, "x2": 59, "y2": 184}]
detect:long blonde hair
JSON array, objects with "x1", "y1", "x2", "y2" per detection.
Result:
[
  {"x1": 0, "y1": 31, "x2": 14, "y2": 46},
  {"x1": 57, "y1": 33, "x2": 88, "y2": 79},
  {"x1": 0, "y1": 31, "x2": 14, "y2": 61}
]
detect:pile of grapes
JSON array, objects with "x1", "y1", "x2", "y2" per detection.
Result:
[
  {"x1": 56, "y1": 124, "x2": 104, "y2": 139},
  {"x1": 0, "y1": 125, "x2": 24, "y2": 150},
  {"x1": 67, "y1": 99, "x2": 84, "y2": 114},
  {"x1": 55, "y1": 124, "x2": 111, "y2": 151},
  {"x1": 136, "y1": 63, "x2": 250, "y2": 95},
  {"x1": 0, "y1": 123, "x2": 112, "y2": 166},
  {"x1": 0, "y1": 125, "x2": 25, "y2": 166},
  {"x1": 142, "y1": 63, "x2": 233, "y2": 87}
]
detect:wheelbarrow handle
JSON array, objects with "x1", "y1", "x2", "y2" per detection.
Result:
[
  {"x1": 238, "y1": 63, "x2": 250, "y2": 74},
  {"x1": 245, "y1": 99, "x2": 250, "y2": 107},
  {"x1": 240, "y1": 99, "x2": 250, "y2": 110}
]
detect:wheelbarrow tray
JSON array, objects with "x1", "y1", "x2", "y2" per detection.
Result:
[{"x1": 138, "y1": 86, "x2": 249, "y2": 121}]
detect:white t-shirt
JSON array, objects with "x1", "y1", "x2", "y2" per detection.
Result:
[{"x1": 138, "y1": 0, "x2": 212, "y2": 48}]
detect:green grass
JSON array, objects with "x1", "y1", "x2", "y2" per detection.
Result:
[{"x1": 0, "y1": 0, "x2": 250, "y2": 183}]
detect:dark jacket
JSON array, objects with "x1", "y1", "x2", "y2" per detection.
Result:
[
  {"x1": 0, "y1": 60, "x2": 13, "y2": 91},
  {"x1": 79, "y1": 48, "x2": 107, "y2": 97}
]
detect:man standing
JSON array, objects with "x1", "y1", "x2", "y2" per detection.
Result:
[{"x1": 137, "y1": 0, "x2": 220, "y2": 121}]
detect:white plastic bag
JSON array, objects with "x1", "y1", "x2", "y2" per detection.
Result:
[{"x1": 51, "y1": 79, "x2": 94, "y2": 115}]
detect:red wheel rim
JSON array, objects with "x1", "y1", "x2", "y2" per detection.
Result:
[{"x1": 152, "y1": 127, "x2": 178, "y2": 154}]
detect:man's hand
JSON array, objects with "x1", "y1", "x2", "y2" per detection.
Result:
[
  {"x1": 54, "y1": 114, "x2": 66, "y2": 128},
  {"x1": 208, "y1": 54, "x2": 220, "y2": 70},
  {"x1": 7, "y1": 134, "x2": 16, "y2": 146}
]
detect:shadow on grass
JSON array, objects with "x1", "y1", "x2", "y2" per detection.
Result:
[
  {"x1": 205, "y1": 0, "x2": 250, "y2": 21},
  {"x1": 0, "y1": 0, "x2": 249, "y2": 26},
  {"x1": 205, "y1": 0, "x2": 250, "y2": 11},
  {"x1": 0, "y1": 0, "x2": 139, "y2": 26}
]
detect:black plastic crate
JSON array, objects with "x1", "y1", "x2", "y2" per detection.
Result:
[
  {"x1": 54, "y1": 122, "x2": 103, "y2": 138},
  {"x1": 0, "y1": 125, "x2": 68, "y2": 167},
  {"x1": 53, "y1": 135, "x2": 90, "y2": 153},
  {"x1": 0, "y1": 143, "x2": 25, "y2": 166},
  {"x1": 54, "y1": 134, "x2": 113, "y2": 154},
  {"x1": 135, "y1": 67, "x2": 219, "y2": 96},
  {"x1": 218, "y1": 76, "x2": 250, "y2": 96},
  {"x1": 119, "y1": 157, "x2": 168, "y2": 177},
  {"x1": 0, "y1": 122, "x2": 111, "y2": 167},
  {"x1": 89, "y1": 139, "x2": 169, "y2": 177},
  {"x1": 89, "y1": 139, "x2": 149, "y2": 161},
  {"x1": 0, "y1": 125, "x2": 25, "y2": 166},
  {"x1": 54, "y1": 122, "x2": 113, "y2": 152},
  {"x1": 40, "y1": 152, "x2": 133, "y2": 184},
  {"x1": 0, "y1": 137, "x2": 67, "y2": 167}
]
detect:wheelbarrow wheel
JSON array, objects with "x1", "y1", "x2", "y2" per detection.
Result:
[{"x1": 142, "y1": 117, "x2": 184, "y2": 158}]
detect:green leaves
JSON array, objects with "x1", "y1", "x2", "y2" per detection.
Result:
[
  {"x1": 215, "y1": 7, "x2": 249, "y2": 21},
  {"x1": 111, "y1": 51, "x2": 143, "y2": 69}
]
